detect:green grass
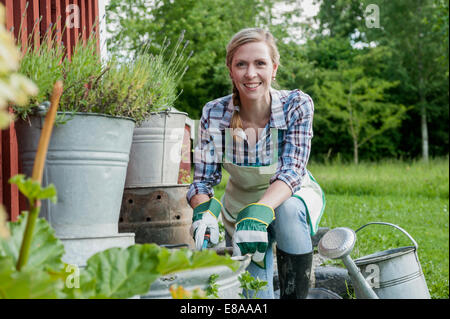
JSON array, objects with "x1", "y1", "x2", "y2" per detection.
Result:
[{"x1": 212, "y1": 157, "x2": 449, "y2": 299}]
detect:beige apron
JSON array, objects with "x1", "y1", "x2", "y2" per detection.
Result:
[{"x1": 219, "y1": 130, "x2": 325, "y2": 238}]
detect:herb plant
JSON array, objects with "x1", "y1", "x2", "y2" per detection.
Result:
[
  {"x1": 238, "y1": 270, "x2": 268, "y2": 299},
  {"x1": 14, "y1": 22, "x2": 190, "y2": 123}
]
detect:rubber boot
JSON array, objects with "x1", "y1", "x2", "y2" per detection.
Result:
[{"x1": 276, "y1": 247, "x2": 313, "y2": 299}]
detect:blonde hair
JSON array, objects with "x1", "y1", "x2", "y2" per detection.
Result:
[{"x1": 226, "y1": 28, "x2": 280, "y2": 134}]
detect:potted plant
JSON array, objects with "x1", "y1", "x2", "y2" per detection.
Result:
[
  {"x1": 12, "y1": 27, "x2": 180, "y2": 266},
  {"x1": 124, "y1": 34, "x2": 192, "y2": 188}
]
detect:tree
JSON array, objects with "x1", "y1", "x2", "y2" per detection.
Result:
[
  {"x1": 312, "y1": 50, "x2": 407, "y2": 164},
  {"x1": 106, "y1": 0, "x2": 300, "y2": 119},
  {"x1": 313, "y1": 0, "x2": 366, "y2": 40},
  {"x1": 312, "y1": 0, "x2": 449, "y2": 160},
  {"x1": 361, "y1": 0, "x2": 449, "y2": 161}
]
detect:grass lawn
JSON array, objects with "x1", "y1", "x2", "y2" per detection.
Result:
[{"x1": 212, "y1": 157, "x2": 449, "y2": 299}]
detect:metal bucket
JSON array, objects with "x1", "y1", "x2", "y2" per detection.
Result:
[
  {"x1": 353, "y1": 222, "x2": 431, "y2": 299},
  {"x1": 125, "y1": 109, "x2": 187, "y2": 187},
  {"x1": 16, "y1": 112, "x2": 135, "y2": 238},
  {"x1": 119, "y1": 184, "x2": 195, "y2": 248},
  {"x1": 141, "y1": 255, "x2": 251, "y2": 299}
]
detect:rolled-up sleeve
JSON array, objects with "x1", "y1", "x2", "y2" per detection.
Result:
[
  {"x1": 270, "y1": 92, "x2": 314, "y2": 194},
  {"x1": 186, "y1": 103, "x2": 223, "y2": 204}
]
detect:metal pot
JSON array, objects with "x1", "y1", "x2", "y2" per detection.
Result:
[
  {"x1": 141, "y1": 254, "x2": 251, "y2": 299},
  {"x1": 16, "y1": 112, "x2": 135, "y2": 238},
  {"x1": 125, "y1": 109, "x2": 188, "y2": 187}
]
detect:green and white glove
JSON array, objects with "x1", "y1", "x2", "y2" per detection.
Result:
[
  {"x1": 190, "y1": 197, "x2": 222, "y2": 251},
  {"x1": 232, "y1": 203, "x2": 275, "y2": 268}
]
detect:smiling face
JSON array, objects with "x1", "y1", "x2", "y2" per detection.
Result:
[{"x1": 229, "y1": 41, "x2": 278, "y2": 107}]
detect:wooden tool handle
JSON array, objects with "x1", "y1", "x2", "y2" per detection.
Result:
[{"x1": 214, "y1": 247, "x2": 234, "y2": 255}]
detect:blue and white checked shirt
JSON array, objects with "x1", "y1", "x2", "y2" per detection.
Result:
[{"x1": 186, "y1": 88, "x2": 314, "y2": 203}]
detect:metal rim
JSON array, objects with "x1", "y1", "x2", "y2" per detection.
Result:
[
  {"x1": 150, "y1": 108, "x2": 188, "y2": 116},
  {"x1": 35, "y1": 111, "x2": 136, "y2": 123},
  {"x1": 354, "y1": 246, "x2": 416, "y2": 265}
]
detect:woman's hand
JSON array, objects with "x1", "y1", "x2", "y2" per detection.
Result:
[
  {"x1": 232, "y1": 203, "x2": 275, "y2": 268},
  {"x1": 189, "y1": 196, "x2": 222, "y2": 250}
]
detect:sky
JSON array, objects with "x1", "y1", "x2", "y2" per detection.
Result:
[{"x1": 273, "y1": 0, "x2": 321, "y2": 43}]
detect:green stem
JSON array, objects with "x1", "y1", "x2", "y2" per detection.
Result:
[{"x1": 16, "y1": 202, "x2": 40, "y2": 271}]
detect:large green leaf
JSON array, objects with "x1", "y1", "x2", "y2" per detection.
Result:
[
  {"x1": 0, "y1": 255, "x2": 64, "y2": 299},
  {"x1": 81, "y1": 244, "x2": 239, "y2": 299},
  {"x1": 81, "y1": 244, "x2": 162, "y2": 299},
  {"x1": 0, "y1": 214, "x2": 65, "y2": 272}
]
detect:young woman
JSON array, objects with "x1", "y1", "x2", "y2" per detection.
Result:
[{"x1": 187, "y1": 28, "x2": 325, "y2": 299}]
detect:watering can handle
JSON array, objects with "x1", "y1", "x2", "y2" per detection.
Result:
[{"x1": 355, "y1": 222, "x2": 418, "y2": 250}]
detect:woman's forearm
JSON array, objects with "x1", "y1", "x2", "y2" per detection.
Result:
[
  {"x1": 257, "y1": 179, "x2": 292, "y2": 210},
  {"x1": 189, "y1": 193, "x2": 211, "y2": 209}
]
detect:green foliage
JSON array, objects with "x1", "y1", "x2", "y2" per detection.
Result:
[
  {"x1": 206, "y1": 274, "x2": 220, "y2": 298},
  {"x1": 312, "y1": 54, "x2": 407, "y2": 163},
  {"x1": 106, "y1": 0, "x2": 299, "y2": 119},
  {"x1": 0, "y1": 256, "x2": 65, "y2": 299},
  {"x1": 0, "y1": 213, "x2": 65, "y2": 273},
  {"x1": 360, "y1": 0, "x2": 448, "y2": 160},
  {"x1": 238, "y1": 270, "x2": 268, "y2": 299},
  {"x1": 83, "y1": 36, "x2": 190, "y2": 123},
  {"x1": 59, "y1": 36, "x2": 103, "y2": 113},
  {"x1": 16, "y1": 36, "x2": 62, "y2": 119},
  {"x1": 0, "y1": 174, "x2": 239, "y2": 299},
  {"x1": 314, "y1": 0, "x2": 366, "y2": 39},
  {"x1": 15, "y1": 24, "x2": 189, "y2": 122}
]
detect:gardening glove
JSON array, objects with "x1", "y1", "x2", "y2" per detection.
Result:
[
  {"x1": 232, "y1": 203, "x2": 275, "y2": 269},
  {"x1": 190, "y1": 197, "x2": 222, "y2": 251}
]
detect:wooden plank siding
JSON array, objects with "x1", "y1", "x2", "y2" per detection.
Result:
[{"x1": 0, "y1": 0, "x2": 100, "y2": 221}]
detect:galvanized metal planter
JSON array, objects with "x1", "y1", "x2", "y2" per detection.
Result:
[
  {"x1": 125, "y1": 109, "x2": 188, "y2": 188},
  {"x1": 119, "y1": 184, "x2": 195, "y2": 248},
  {"x1": 141, "y1": 255, "x2": 251, "y2": 299},
  {"x1": 16, "y1": 112, "x2": 136, "y2": 265}
]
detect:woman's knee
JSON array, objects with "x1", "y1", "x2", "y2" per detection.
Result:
[
  {"x1": 275, "y1": 196, "x2": 308, "y2": 223},
  {"x1": 273, "y1": 197, "x2": 312, "y2": 254}
]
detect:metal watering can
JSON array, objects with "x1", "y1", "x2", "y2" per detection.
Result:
[{"x1": 318, "y1": 222, "x2": 431, "y2": 299}]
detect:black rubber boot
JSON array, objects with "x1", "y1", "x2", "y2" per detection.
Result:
[{"x1": 276, "y1": 247, "x2": 313, "y2": 299}]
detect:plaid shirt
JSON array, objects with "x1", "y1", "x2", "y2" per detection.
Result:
[{"x1": 186, "y1": 88, "x2": 314, "y2": 203}]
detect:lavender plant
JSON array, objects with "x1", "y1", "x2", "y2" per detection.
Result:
[{"x1": 15, "y1": 23, "x2": 190, "y2": 123}]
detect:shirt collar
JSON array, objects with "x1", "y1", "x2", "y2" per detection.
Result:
[{"x1": 219, "y1": 87, "x2": 287, "y2": 130}]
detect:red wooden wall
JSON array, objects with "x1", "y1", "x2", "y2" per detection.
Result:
[{"x1": 0, "y1": 0, "x2": 100, "y2": 221}]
